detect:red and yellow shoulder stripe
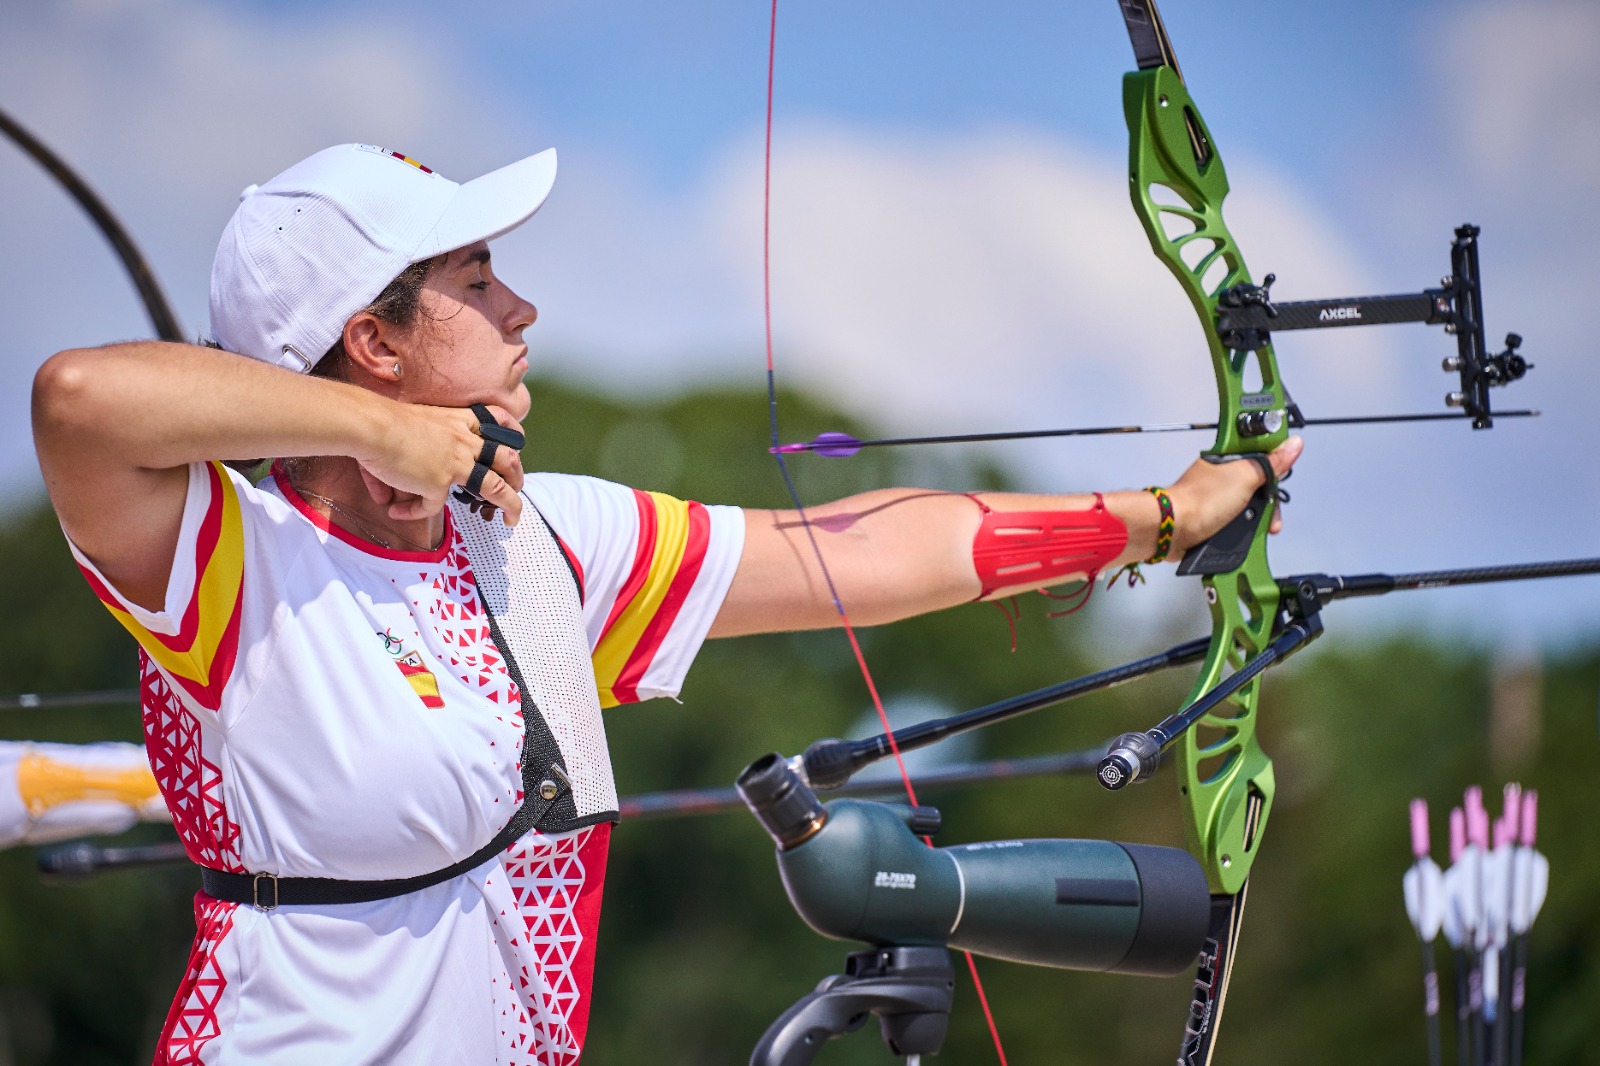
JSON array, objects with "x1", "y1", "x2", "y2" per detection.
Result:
[
  {"x1": 77, "y1": 462, "x2": 245, "y2": 710},
  {"x1": 592, "y1": 490, "x2": 710, "y2": 706}
]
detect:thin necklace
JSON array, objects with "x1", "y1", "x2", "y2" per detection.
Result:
[{"x1": 289, "y1": 473, "x2": 438, "y2": 553}]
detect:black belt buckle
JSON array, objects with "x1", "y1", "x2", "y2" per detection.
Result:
[{"x1": 253, "y1": 872, "x2": 279, "y2": 912}]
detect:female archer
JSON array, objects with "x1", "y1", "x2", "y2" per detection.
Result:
[{"x1": 31, "y1": 142, "x2": 1300, "y2": 1064}]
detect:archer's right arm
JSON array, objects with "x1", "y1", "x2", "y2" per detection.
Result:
[{"x1": 30, "y1": 342, "x2": 511, "y2": 610}]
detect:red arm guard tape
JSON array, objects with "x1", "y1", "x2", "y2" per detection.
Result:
[{"x1": 969, "y1": 492, "x2": 1129, "y2": 600}]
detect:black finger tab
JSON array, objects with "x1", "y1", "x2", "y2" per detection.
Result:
[
  {"x1": 470, "y1": 403, "x2": 525, "y2": 451},
  {"x1": 480, "y1": 423, "x2": 524, "y2": 451},
  {"x1": 464, "y1": 461, "x2": 490, "y2": 499}
]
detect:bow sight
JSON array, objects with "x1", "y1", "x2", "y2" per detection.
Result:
[
  {"x1": 771, "y1": 224, "x2": 1536, "y2": 459},
  {"x1": 1214, "y1": 225, "x2": 1529, "y2": 431}
]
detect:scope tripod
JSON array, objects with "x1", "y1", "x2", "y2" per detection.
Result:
[{"x1": 750, "y1": 946, "x2": 954, "y2": 1066}]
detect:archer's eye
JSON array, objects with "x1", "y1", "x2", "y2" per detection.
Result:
[{"x1": 470, "y1": 280, "x2": 490, "y2": 291}]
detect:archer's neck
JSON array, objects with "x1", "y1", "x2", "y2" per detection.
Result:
[{"x1": 282, "y1": 455, "x2": 445, "y2": 553}]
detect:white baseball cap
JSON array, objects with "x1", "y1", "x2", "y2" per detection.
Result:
[{"x1": 209, "y1": 143, "x2": 557, "y2": 372}]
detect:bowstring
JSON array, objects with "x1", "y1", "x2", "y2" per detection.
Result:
[{"x1": 761, "y1": 4, "x2": 1007, "y2": 1060}]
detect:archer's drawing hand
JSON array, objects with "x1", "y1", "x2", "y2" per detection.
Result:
[
  {"x1": 1165, "y1": 435, "x2": 1303, "y2": 557},
  {"x1": 355, "y1": 403, "x2": 526, "y2": 525}
]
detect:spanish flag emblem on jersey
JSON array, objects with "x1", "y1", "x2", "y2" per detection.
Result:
[{"x1": 395, "y1": 652, "x2": 444, "y2": 709}]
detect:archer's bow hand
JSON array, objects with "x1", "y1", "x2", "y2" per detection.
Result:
[{"x1": 1165, "y1": 435, "x2": 1304, "y2": 557}]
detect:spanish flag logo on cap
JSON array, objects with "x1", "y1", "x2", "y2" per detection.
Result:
[
  {"x1": 353, "y1": 143, "x2": 435, "y2": 175},
  {"x1": 388, "y1": 151, "x2": 433, "y2": 174}
]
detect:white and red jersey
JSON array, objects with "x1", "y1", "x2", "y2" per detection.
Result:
[{"x1": 70, "y1": 460, "x2": 743, "y2": 1065}]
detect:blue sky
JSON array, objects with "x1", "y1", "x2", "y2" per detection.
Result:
[{"x1": 2, "y1": 0, "x2": 1597, "y2": 646}]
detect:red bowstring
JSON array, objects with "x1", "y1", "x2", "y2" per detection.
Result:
[{"x1": 762, "y1": 4, "x2": 1007, "y2": 1061}]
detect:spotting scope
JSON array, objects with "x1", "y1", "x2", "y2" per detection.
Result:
[{"x1": 737, "y1": 752, "x2": 1208, "y2": 977}]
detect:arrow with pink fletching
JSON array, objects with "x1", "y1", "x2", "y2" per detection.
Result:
[
  {"x1": 1507, "y1": 791, "x2": 1548, "y2": 1066},
  {"x1": 1405, "y1": 798, "x2": 1447, "y2": 1066}
]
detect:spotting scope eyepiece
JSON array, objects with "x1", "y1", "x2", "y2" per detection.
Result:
[
  {"x1": 737, "y1": 753, "x2": 828, "y2": 849},
  {"x1": 737, "y1": 754, "x2": 1210, "y2": 978}
]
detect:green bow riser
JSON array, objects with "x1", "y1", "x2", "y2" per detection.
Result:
[{"x1": 1123, "y1": 65, "x2": 1284, "y2": 898}]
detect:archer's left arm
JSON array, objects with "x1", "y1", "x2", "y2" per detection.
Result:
[{"x1": 707, "y1": 436, "x2": 1302, "y2": 638}]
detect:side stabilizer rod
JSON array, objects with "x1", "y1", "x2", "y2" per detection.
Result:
[
  {"x1": 801, "y1": 636, "x2": 1210, "y2": 789},
  {"x1": 1096, "y1": 616, "x2": 1324, "y2": 790}
]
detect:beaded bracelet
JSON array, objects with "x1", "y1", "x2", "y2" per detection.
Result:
[
  {"x1": 1145, "y1": 485, "x2": 1175, "y2": 564},
  {"x1": 1107, "y1": 485, "x2": 1175, "y2": 590}
]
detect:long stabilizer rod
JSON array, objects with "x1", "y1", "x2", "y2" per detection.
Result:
[
  {"x1": 1281, "y1": 558, "x2": 1600, "y2": 601},
  {"x1": 1099, "y1": 557, "x2": 1600, "y2": 791}
]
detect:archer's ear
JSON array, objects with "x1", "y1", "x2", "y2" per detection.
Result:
[{"x1": 341, "y1": 312, "x2": 400, "y2": 380}]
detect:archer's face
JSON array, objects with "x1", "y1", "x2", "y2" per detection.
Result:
[{"x1": 392, "y1": 241, "x2": 536, "y2": 421}]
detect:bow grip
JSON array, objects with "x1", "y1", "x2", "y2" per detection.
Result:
[{"x1": 1174, "y1": 454, "x2": 1277, "y2": 576}]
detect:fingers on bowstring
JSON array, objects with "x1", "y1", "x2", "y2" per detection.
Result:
[
  {"x1": 468, "y1": 405, "x2": 526, "y2": 495},
  {"x1": 460, "y1": 448, "x2": 522, "y2": 528},
  {"x1": 466, "y1": 434, "x2": 524, "y2": 515},
  {"x1": 490, "y1": 432, "x2": 525, "y2": 495},
  {"x1": 477, "y1": 467, "x2": 522, "y2": 526}
]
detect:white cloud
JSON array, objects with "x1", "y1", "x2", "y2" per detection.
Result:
[
  {"x1": 698, "y1": 123, "x2": 1391, "y2": 437},
  {"x1": 1439, "y1": 1, "x2": 1600, "y2": 194},
  {"x1": 486, "y1": 145, "x2": 762, "y2": 391}
]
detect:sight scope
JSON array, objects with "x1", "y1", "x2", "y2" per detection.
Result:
[{"x1": 738, "y1": 753, "x2": 1208, "y2": 977}]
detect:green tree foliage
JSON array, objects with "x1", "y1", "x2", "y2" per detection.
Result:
[
  {"x1": 0, "y1": 509, "x2": 205, "y2": 1064},
  {"x1": 0, "y1": 374, "x2": 1594, "y2": 1064}
]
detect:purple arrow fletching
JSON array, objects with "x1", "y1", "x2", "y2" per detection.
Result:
[
  {"x1": 1521, "y1": 791, "x2": 1538, "y2": 846},
  {"x1": 770, "y1": 431, "x2": 864, "y2": 457},
  {"x1": 809, "y1": 431, "x2": 864, "y2": 457},
  {"x1": 1450, "y1": 807, "x2": 1465, "y2": 862}
]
